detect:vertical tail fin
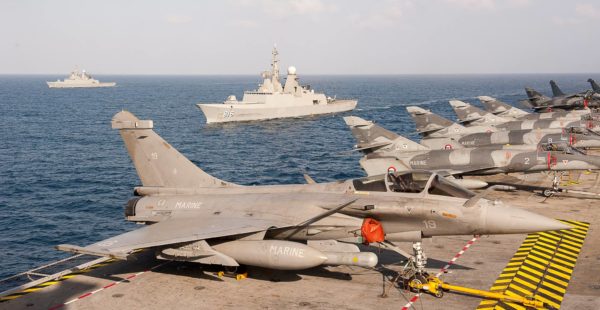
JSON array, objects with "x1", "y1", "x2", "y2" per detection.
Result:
[
  {"x1": 478, "y1": 96, "x2": 529, "y2": 117},
  {"x1": 525, "y1": 87, "x2": 549, "y2": 100},
  {"x1": 343, "y1": 116, "x2": 428, "y2": 152},
  {"x1": 450, "y1": 100, "x2": 510, "y2": 125},
  {"x1": 589, "y1": 78, "x2": 600, "y2": 93},
  {"x1": 449, "y1": 100, "x2": 488, "y2": 123},
  {"x1": 112, "y1": 111, "x2": 235, "y2": 188},
  {"x1": 406, "y1": 106, "x2": 464, "y2": 135},
  {"x1": 524, "y1": 87, "x2": 551, "y2": 107},
  {"x1": 549, "y1": 80, "x2": 565, "y2": 97},
  {"x1": 406, "y1": 106, "x2": 469, "y2": 137}
]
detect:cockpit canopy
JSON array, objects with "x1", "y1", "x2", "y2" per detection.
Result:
[{"x1": 352, "y1": 171, "x2": 475, "y2": 199}]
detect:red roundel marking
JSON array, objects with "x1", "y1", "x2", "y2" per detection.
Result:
[
  {"x1": 444, "y1": 144, "x2": 453, "y2": 150},
  {"x1": 387, "y1": 166, "x2": 396, "y2": 174}
]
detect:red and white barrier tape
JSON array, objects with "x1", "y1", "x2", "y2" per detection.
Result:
[
  {"x1": 400, "y1": 235, "x2": 480, "y2": 310},
  {"x1": 47, "y1": 261, "x2": 169, "y2": 310}
]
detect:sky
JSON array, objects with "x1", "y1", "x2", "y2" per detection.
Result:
[{"x1": 1, "y1": 0, "x2": 599, "y2": 75}]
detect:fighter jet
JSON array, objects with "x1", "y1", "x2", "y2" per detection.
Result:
[
  {"x1": 406, "y1": 106, "x2": 600, "y2": 150},
  {"x1": 523, "y1": 84, "x2": 600, "y2": 111},
  {"x1": 590, "y1": 78, "x2": 600, "y2": 94},
  {"x1": 450, "y1": 100, "x2": 600, "y2": 132},
  {"x1": 56, "y1": 111, "x2": 569, "y2": 276},
  {"x1": 550, "y1": 80, "x2": 600, "y2": 99},
  {"x1": 477, "y1": 96, "x2": 591, "y2": 121},
  {"x1": 344, "y1": 116, "x2": 600, "y2": 190}
]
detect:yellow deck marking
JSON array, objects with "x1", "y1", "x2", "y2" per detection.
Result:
[
  {"x1": 0, "y1": 259, "x2": 115, "y2": 303},
  {"x1": 476, "y1": 220, "x2": 589, "y2": 310}
]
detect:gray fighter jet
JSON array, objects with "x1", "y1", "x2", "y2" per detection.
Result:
[
  {"x1": 344, "y1": 116, "x2": 600, "y2": 189},
  {"x1": 450, "y1": 100, "x2": 600, "y2": 132},
  {"x1": 477, "y1": 96, "x2": 591, "y2": 121},
  {"x1": 56, "y1": 111, "x2": 568, "y2": 275},
  {"x1": 590, "y1": 78, "x2": 600, "y2": 94},
  {"x1": 406, "y1": 106, "x2": 600, "y2": 151},
  {"x1": 524, "y1": 83, "x2": 600, "y2": 111}
]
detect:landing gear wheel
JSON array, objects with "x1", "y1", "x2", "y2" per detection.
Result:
[
  {"x1": 434, "y1": 290, "x2": 444, "y2": 298},
  {"x1": 407, "y1": 274, "x2": 428, "y2": 293},
  {"x1": 543, "y1": 189, "x2": 555, "y2": 197}
]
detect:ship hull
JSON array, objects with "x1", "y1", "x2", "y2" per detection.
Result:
[
  {"x1": 197, "y1": 99, "x2": 357, "y2": 123},
  {"x1": 47, "y1": 82, "x2": 116, "y2": 88}
]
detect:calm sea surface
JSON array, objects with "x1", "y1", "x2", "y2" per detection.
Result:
[{"x1": 0, "y1": 74, "x2": 597, "y2": 279}]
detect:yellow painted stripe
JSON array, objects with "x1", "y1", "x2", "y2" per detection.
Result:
[
  {"x1": 510, "y1": 277, "x2": 536, "y2": 292},
  {"x1": 542, "y1": 280, "x2": 567, "y2": 294},
  {"x1": 478, "y1": 220, "x2": 588, "y2": 310},
  {"x1": 0, "y1": 259, "x2": 116, "y2": 303},
  {"x1": 528, "y1": 249, "x2": 575, "y2": 270},
  {"x1": 533, "y1": 244, "x2": 577, "y2": 263},
  {"x1": 539, "y1": 232, "x2": 583, "y2": 249},
  {"x1": 537, "y1": 237, "x2": 580, "y2": 255},
  {"x1": 519, "y1": 267, "x2": 569, "y2": 288}
]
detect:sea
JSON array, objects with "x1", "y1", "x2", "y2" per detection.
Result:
[{"x1": 0, "y1": 74, "x2": 597, "y2": 280}]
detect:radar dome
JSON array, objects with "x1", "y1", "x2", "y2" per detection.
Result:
[{"x1": 287, "y1": 66, "x2": 297, "y2": 75}]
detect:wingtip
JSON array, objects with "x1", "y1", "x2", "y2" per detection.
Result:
[
  {"x1": 343, "y1": 116, "x2": 372, "y2": 127},
  {"x1": 449, "y1": 100, "x2": 468, "y2": 108},
  {"x1": 406, "y1": 106, "x2": 429, "y2": 114},
  {"x1": 112, "y1": 111, "x2": 153, "y2": 129},
  {"x1": 477, "y1": 96, "x2": 495, "y2": 102}
]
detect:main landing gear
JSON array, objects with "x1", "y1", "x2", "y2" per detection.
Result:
[{"x1": 542, "y1": 172, "x2": 563, "y2": 197}]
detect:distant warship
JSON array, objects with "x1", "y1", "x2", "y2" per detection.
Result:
[
  {"x1": 197, "y1": 47, "x2": 357, "y2": 123},
  {"x1": 47, "y1": 68, "x2": 116, "y2": 88}
]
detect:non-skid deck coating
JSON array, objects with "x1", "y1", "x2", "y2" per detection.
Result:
[
  {"x1": 477, "y1": 220, "x2": 590, "y2": 310},
  {"x1": 2, "y1": 172, "x2": 600, "y2": 310}
]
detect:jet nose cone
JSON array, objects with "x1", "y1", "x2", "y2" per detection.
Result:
[{"x1": 481, "y1": 203, "x2": 571, "y2": 234}]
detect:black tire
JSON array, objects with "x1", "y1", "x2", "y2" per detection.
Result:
[{"x1": 543, "y1": 189, "x2": 554, "y2": 197}]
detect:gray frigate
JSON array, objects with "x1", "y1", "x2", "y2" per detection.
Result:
[
  {"x1": 47, "y1": 68, "x2": 116, "y2": 88},
  {"x1": 196, "y1": 47, "x2": 357, "y2": 123}
]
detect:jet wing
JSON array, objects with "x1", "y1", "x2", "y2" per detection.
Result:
[{"x1": 57, "y1": 216, "x2": 287, "y2": 259}]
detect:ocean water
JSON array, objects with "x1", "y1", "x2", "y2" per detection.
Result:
[{"x1": 0, "y1": 74, "x2": 597, "y2": 279}]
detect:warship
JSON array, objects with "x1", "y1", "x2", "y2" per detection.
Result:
[
  {"x1": 197, "y1": 47, "x2": 357, "y2": 123},
  {"x1": 46, "y1": 68, "x2": 116, "y2": 88}
]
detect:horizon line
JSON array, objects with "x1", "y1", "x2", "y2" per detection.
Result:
[{"x1": 1, "y1": 72, "x2": 599, "y2": 76}]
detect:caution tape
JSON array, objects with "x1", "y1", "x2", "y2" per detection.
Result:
[
  {"x1": 401, "y1": 235, "x2": 480, "y2": 310},
  {"x1": 0, "y1": 260, "x2": 114, "y2": 303},
  {"x1": 477, "y1": 220, "x2": 589, "y2": 310}
]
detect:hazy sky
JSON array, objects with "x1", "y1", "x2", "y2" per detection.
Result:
[{"x1": 1, "y1": 0, "x2": 599, "y2": 74}]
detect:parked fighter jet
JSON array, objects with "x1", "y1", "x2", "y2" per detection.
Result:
[
  {"x1": 56, "y1": 111, "x2": 568, "y2": 276},
  {"x1": 523, "y1": 84, "x2": 599, "y2": 111},
  {"x1": 550, "y1": 80, "x2": 600, "y2": 99},
  {"x1": 450, "y1": 100, "x2": 600, "y2": 132},
  {"x1": 590, "y1": 79, "x2": 600, "y2": 93},
  {"x1": 344, "y1": 116, "x2": 600, "y2": 190},
  {"x1": 406, "y1": 106, "x2": 600, "y2": 150},
  {"x1": 478, "y1": 96, "x2": 591, "y2": 121}
]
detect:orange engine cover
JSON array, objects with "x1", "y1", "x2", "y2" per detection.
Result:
[{"x1": 361, "y1": 218, "x2": 385, "y2": 244}]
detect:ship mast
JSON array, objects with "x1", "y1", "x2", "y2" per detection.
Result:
[{"x1": 271, "y1": 46, "x2": 282, "y2": 92}]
